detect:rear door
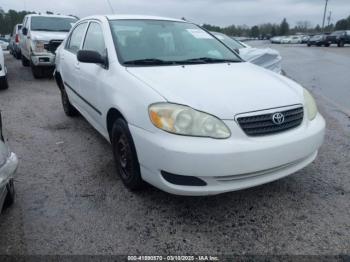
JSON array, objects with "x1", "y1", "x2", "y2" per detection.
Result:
[{"x1": 60, "y1": 22, "x2": 88, "y2": 109}]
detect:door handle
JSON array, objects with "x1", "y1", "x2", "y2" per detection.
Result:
[{"x1": 75, "y1": 62, "x2": 80, "y2": 69}]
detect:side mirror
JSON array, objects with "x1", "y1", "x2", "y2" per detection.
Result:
[
  {"x1": 22, "y1": 28, "x2": 28, "y2": 36},
  {"x1": 77, "y1": 50, "x2": 108, "y2": 68},
  {"x1": 234, "y1": 48, "x2": 240, "y2": 54}
]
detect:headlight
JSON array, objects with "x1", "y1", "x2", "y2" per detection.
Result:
[
  {"x1": 149, "y1": 103, "x2": 231, "y2": 139},
  {"x1": 303, "y1": 89, "x2": 318, "y2": 120},
  {"x1": 31, "y1": 40, "x2": 47, "y2": 53}
]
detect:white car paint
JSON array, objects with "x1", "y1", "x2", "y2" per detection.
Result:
[
  {"x1": 20, "y1": 14, "x2": 77, "y2": 67},
  {"x1": 0, "y1": 49, "x2": 6, "y2": 78},
  {"x1": 0, "y1": 41, "x2": 9, "y2": 51},
  {"x1": 213, "y1": 32, "x2": 282, "y2": 74},
  {"x1": 56, "y1": 15, "x2": 325, "y2": 196},
  {"x1": 0, "y1": 113, "x2": 18, "y2": 211}
]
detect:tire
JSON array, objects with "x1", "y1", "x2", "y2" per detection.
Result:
[
  {"x1": 21, "y1": 55, "x2": 30, "y2": 67},
  {"x1": 0, "y1": 76, "x2": 9, "y2": 90},
  {"x1": 60, "y1": 86, "x2": 79, "y2": 117},
  {"x1": 31, "y1": 64, "x2": 45, "y2": 79},
  {"x1": 338, "y1": 41, "x2": 344, "y2": 47},
  {"x1": 2, "y1": 179, "x2": 15, "y2": 210},
  {"x1": 111, "y1": 118, "x2": 144, "y2": 190},
  {"x1": 15, "y1": 51, "x2": 21, "y2": 60},
  {"x1": 307, "y1": 43, "x2": 311, "y2": 47},
  {"x1": 325, "y1": 43, "x2": 330, "y2": 47}
]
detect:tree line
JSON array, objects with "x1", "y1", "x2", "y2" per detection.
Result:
[
  {"x1": 0, "y1": 9, "x2": 78, "y2": 35},
  {"x1": 1, "y1": 8, "x2": 350, "y2": 37},
  {"x1": 0, "y1": 9, "x2": 33, "y2": 35},
  {"x1": 203, "y1": 16, "x2": 350, "y2": 37}
]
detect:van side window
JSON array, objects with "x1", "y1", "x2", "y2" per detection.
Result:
[
  {"x1": 83, "y1": 22, "x2": 106, "y2": 56},
  {"x1": 66, "y1": 23, "x2": 88, "y2": 54}
]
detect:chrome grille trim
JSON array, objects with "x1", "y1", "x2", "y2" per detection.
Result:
[{"x1": 237, "y1": 106, "x2": 304, "y2": 136}]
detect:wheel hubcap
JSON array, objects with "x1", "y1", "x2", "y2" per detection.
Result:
[{"x1": 117, "y1": 135, "x2": 131, "y2": 180}]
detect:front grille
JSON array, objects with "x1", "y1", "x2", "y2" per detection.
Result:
[
  {"x1": 44, "y1": 40, "x2": 63, "y2": 53},
  {"x1": 237, "y1": 107, "x2": 304, "y2": 136}
]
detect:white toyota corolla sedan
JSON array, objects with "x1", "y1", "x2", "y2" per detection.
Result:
[{"x1": 55, "y1": 15, "x2": 325, "y2": 196}]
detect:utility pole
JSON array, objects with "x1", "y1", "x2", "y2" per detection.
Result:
[
  {"x1": 322, "y1": 0, "x2": 329, "y2": 31},
  {"x1": 327, "y1": 11, "x2": 332, "y2": 27},
  {"x1": 106, "y1": 0, "x2": 115, "y2": 14}
]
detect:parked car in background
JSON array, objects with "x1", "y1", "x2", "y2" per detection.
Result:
[
  {"x1": 270, "y1": 36, "x2": 283, "y2": 44},
  {"x1": 9, "y1": 24, "x2": 23, "y2": 59},
  {"x1": 0, "y1": 112, "x2": 18, "y2": 213},
  {"x1": 307, "y1": 34, "x2": 329, "y2": 47},
  {"x1": 20, "y1": 14, "x2": 78, "y2": 78},
  {"x1": 301, "y1": 35, "x2": 311, "y2": 44},
  {"x1": 55, "y1": 15, "x2": 325, "y2": 196},
  {"x1": 326, "y1": 30, "x2": 350, "y2": 47},
  {"x1": 281, "y1": 36, "x2": 292, "y2": 44},
  {"x1": 0, "y1": 48, "x2": 8, "y2": 90},
  {"x1": 212, "y1": 32, "x2": 282, "y2": 74},
  {"x1": 0, "y1": 39, "x2": 9, "y2": 51}
]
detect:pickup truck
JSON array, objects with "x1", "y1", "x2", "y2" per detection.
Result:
[
  {"x1": 326, "y1": 30, "x2": 350, "y2": 47},
  {"x1": 20, "y1": 14, "x2": 77, "y2": 78}
]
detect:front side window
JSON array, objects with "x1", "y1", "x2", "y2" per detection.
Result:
[
  {"x1": 110, "y1": 20, "x2": 241, "y2": 66},
  {"x1": 31, "y1": 16, "x2": 77, "y2": 32},
  {"x1": 83, "y1": 22, "x2": 106, "y2": 55},
  {"x1": 66, "y1": 23, "x2": 88, "y2": 54}
]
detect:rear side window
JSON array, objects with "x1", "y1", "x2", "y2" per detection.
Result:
[
  {"x1": 66, "y1": 23, "x2": 88, "y2": 54},
  {"x1": 83, "y1": 22, "x2": 106, "y2": 55}
]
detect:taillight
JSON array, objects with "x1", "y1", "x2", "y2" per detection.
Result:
[{"x1": 15, "y1": 34, "x2": 19, "y2": 43}]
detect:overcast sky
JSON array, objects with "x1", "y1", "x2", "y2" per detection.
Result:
[{"x1": 1, "y1": 0, "x2": 349, "y2": 27}]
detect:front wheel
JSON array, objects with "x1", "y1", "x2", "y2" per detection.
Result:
[
  {"x1": 2, "y1": 179, "x2": 15, "y2": 210},
  {"x1": 21, "y1": 55, "x2": 30, "y2": 67},
  {"x1": 31, "y1": 64, "x2": 46, "y2": 79},
  {"x1": 337, "y1": 41, "x2": 345, "y2": 47},
  {"x1": 111, "y1": 118, "x2": 144, "y2": 190}
]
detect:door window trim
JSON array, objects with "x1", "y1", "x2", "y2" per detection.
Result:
[{"x1": 65, "y1": 21, "x2": 89, "y2": 54}]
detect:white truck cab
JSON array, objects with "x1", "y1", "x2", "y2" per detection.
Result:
[{"x1": 20, "y1": 14, "x2": 77, "y2": 78}]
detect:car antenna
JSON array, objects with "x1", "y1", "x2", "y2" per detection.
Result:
[{"x1": 106, "y1": 0, "x2": 116, "y2": 14}]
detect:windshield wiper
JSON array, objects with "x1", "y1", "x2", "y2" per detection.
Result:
[
  {"x1": 177, "y1": 57, "x2": 240, "y2": 64},
  {"x1": 123, "y1": 59, "x2": 175, "y2": 66}
]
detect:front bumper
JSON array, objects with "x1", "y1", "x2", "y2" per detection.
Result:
[
  {"x1": 31, "y1": 53, "x2": 56, "y2": 67},
  {"x1": 0, "y1": 152, "x2": 18, "y2": 188},
  {"x1": 130, "y1": 113, "x2": 325, "y2": 196}
]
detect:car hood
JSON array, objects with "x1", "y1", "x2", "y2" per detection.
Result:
[
  {"x1": 126, "y1": 62, "x2": 303, "y2": 119},
  {"x1": 239, "y1": 47, "x2": 282, "y2": 73},
  {"x1": 31, "y1": 31, "x2": 68, "y2": 41}
]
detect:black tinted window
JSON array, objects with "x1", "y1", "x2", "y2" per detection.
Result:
[
  {"x1": 31, "y1": 16, "x2": 77, "y2": 32},
  {"x1": 83, "y1": 23, "x2": 106, "y2": 55}
]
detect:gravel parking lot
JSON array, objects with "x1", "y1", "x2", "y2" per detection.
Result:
[{"x1": 0, "y1": 43, "x2": 349, "y2": 255}]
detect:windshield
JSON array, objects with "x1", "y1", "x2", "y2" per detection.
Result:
[
  {"x1": 110, "y1": 20, "x2": 241, "y2": 66},
  {"x1": 212, "y1": 32, "x2": 245, "y2": 50},
  {"x1": 31, "y1": 17, "x2": 77, "y2": 32}
]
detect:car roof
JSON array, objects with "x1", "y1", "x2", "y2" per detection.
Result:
[
  {"x1": 25, "y1": 14, "x2": 76, "y2": 19},
  {"x1": 82, "y1": 14, "x2": 185, "y2": 23}
]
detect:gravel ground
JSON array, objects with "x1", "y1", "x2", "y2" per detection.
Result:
[{"x1": 0, "y1": 45, "x2": 349, "y2": 256}]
